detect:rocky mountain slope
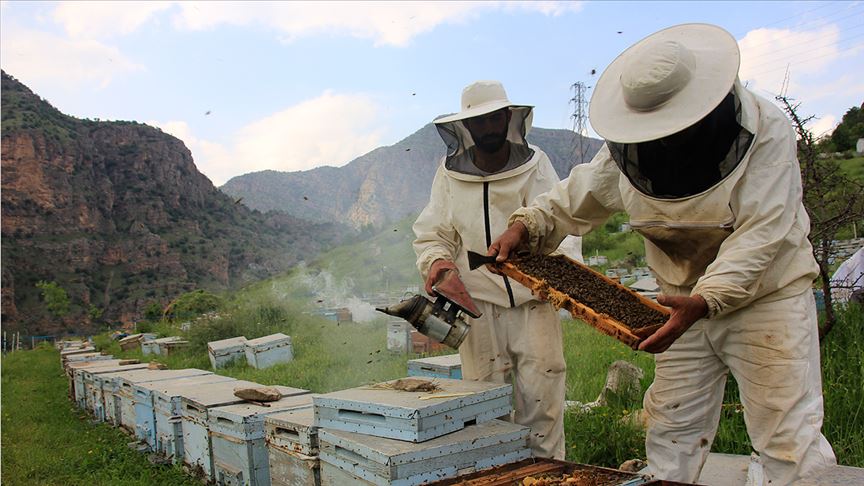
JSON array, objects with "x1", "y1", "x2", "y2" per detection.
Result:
[
  {"x1": 220, "y1": 121, "x2": 603, "y2": 228},
  {"x1": 1, "y1": 71, "x2": 346, "y2": 335}
]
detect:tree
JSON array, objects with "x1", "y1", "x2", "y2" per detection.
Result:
[
  {"x1": 829, "y1": 105, "x2": 864, "y2": 152},
  {"x1": 87, "y1": 304, "x2": 103, "y2": 321},
  {"x1": 35, "y1": 280, "x2": 70, "y2": 317},
  {"x1": 143, "y1": 302, "x2": 163, "y2": 322},
  {"x1": 776, "y1": 96, "x2": 864, "y2": 338}
]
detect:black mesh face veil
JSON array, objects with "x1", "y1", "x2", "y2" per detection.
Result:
[
  {"x1": 435, "y1": 106, "x2": 535, "y2": 176},
  {"x1": 607, "y1": 92, "x2": 754, "y2": 199}
]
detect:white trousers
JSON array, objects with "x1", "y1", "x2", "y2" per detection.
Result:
[
  {"x1": 644, "y1": 290, "x2": 836, "y2": 485},
  {"x1": 459, "y1": 300, "x2": 566, "y2": 459}
]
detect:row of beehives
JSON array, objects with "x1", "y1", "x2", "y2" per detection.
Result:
[
  {"x1": 60, "y1": 341, "x2": 544, "y2": 486},
  {"x1": 207, "y1": 334, "x2": 294, "y2": 369},
  {"x1": 117, "y1": 333, "x2": 190, "y2": 357}
]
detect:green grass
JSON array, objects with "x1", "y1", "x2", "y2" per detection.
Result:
[{"x1": 1, "y1": 344, "x2": 200, "y2": 486}]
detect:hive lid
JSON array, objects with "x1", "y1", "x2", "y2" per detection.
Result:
[
  {"x1": 210, "y1": 394, "x2": 313, "y2": 420},
  {"x1": 314, "y1": 377, "x2": 510, "y2": 418},
  {"x1": 245, "y1": 333, "x2": 291, "y2": 347},
  {"x1": 408, "y1": 354, "x2": 461, "y2": 368},
  {"x1": 207, "y1": 336, "x2": 247, "y2": 352}
]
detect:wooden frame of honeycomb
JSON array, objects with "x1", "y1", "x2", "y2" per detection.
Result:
[{"x1": 493, "y1": 255, "x2": 670, "y2": 349}]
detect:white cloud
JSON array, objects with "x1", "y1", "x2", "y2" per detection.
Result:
[
  {"x1": 0, "y1": 27, "x2": 143, "y2": 89},
  {"x1": 151, "y1": 91, "x2": 385, "y2": 186},
  {"x1": 52, "y1": 0, "x2": 173, "y2": 38},
  {"x1": 172, "y1": 1, "x2": 582, "y2": 47},
  {"x1": 809, "y1": 114, "x2": 837, "y2": 140},
  {"x1": 739, "y1": 26, "x2": 841, "y2": 96}
]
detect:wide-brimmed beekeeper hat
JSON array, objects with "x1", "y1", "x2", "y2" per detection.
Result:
[
  {"x1": 434, "y1": 80, "x2": 532, "y2": 124},
  {"x1": 590, "y1": 23, "x2": 740, "y2": 144}
]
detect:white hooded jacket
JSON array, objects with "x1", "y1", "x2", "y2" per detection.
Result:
[
  {"x1": 512, "y1": 81, "x2": 818, "y2": 319},
  {"x1": 413, "y1": 107, "x2": 562, "y2": 308}
]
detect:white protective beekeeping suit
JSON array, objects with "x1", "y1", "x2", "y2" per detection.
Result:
[
  {"x1": 413, "y1": 80, "x2": 580, "y2": 459},
  {"x1": 510, "y1": 25, "x2": 836, "y2": 484}
]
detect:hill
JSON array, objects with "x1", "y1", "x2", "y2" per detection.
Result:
[
  {"x1": 0, "y1": 71, "x2": 347, "y2": 336},
  {"x1": 220, "y1": 121, "x2": 604, "y2": 228}
]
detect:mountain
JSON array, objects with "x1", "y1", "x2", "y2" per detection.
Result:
[
  {"x1": 1, "y1": 71, "x2": 347, "y2": 336},
  {"x1": 220, "y1": 122, "x2": 604, "y2": 228}
]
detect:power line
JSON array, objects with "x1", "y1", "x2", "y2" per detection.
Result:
[
  {"x1": 744, "y1": 39, "x2": 864, "y2": 80},
  {"x1": 569, "y1": 81, "x2": 590, "y2": 170},
  {"x1": 743, "y1": 23, "x2": 864, "y2": 64}
]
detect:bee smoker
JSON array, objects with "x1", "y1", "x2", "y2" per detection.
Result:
[{"x1": 376, "y1": 269, "x2": 481, "y2": 349}]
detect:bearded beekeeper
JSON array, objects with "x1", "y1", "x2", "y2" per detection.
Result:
[
  {"x1": 413, "y1": 80, "x2": 582, "y2": 459},
  {"x1": 489, "y1": 24, "x2": 836, "y2": 484}
]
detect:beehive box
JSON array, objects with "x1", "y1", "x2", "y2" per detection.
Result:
[
  {"x1": 179, "y1": 381, "x2": 307, "y2": 480},
  {"x1": 318, "y1": 419, "x2": 530, "y2": 486},
  {"x1": 410, "y1": 330, "x2": 448, "y2": 355},
  {"x1": 63, "y1": 352, "x2": 110, "y2": 369},
  {"x1": 208, "y1": 336, "x2": 248, "y2": 369},
  {"x1": 426, "y1": 457, "x2": 649, "y2": 485},
  {"x1": 142, "y1": 336, "x2": 182, "y2": 355},
  {"x1": 80, "y1": 362, "x2": 150, "y2": 417},
  {"x1": 158, "y1": 339, "x2": 189, "y2": 356},
  {"x1": 149, "y1": 374, "x2": 240, "y2": 463},
  {"x1": 209, "y1": 394, "x2": 313, "y2": 486},
  {"x1": 110, "y1": 368, "x2": 214, "y2": 435},
  {"x1": 119, "y1": 333, "x2": 157, "y2": 351},
  {"x1": 266, "y1": 407, "x2": 320, "y2": 486},
  {"x1": 314, "y1": 377, "x2": 511, "y2": 442},
  {"x1": 130, "y1": 369, "x2": 219, "y2": 447},
  {"x1": 244, "y1": 333, "x2": 293, "y2": 369},
  {"x1": 387, "y1": 321, "x2": 412, "y2": 354},
  {"x1": 67, "y1": 358, "x2": 133, "y2": 403},
  {"x1": 407, "y1": 354, "x2": 462, "y2": 380},
  {"x1": 494, "y1": 254, "x2": 670, "y2": 349}
]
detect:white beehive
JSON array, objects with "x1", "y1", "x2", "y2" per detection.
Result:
[
  {"x1": 179, "y1": 381, "x2": 307, "y2": 480},
  {"x1": 244, "y1": 333, "x2": 293, "y2": 369},
  {"x1": 318, "y1": 420, "x2": 531, "y2": 486},
  {"x1": 149, "y1": 374, "x2": 239, "y2": 464},
  {"x1": 142, "y1": 336, "x2": 182, "y2": 356},
  {"x1": 67, "y1": 358, "x2": 131, "y2": 405},
  {"x1": 80, "y1": 362, "x2": 150, "y2": 418},
  {"x1": 313, "y1": 377, "x2": 512, "y2": 442},
  {"x1": 208, "y1": 394, "x2": 312, "y2": 486},
  {"x1": 386, "y1": 321, "x2": 412, "y2": 354},
  {"x1": 207, "y1": 336, "x2": 248, "y2": 369},
  {"x1": 265, "y1": 407, "x2": 320, "y2": 486},
  {"x1": 130, "y1": 369, "x2": 219, "y2": 447}
]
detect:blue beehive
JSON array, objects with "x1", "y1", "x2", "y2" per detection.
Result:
[
  {"x1": 313, "y1": 377, "x2": 511, "y2": 443},
  {"x1": 407, "y1": 354, "x2": 462, "y2": 380},
  {"x1": 265, "y1": 407, "x2": 321, "y2": 486},
  {"x1": 208, "y1": 392, "x2": 312, "y2": 486},
  {"x1": 130, "y1": 369, "x2": 218, "y2": 447},
  {"x1": 318, "y1": 420, "x2": 530, "y2": 486}
]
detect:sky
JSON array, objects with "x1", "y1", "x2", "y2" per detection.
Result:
[{"x1": 1, "y1": 1, "x2": 862, "y2": 186}]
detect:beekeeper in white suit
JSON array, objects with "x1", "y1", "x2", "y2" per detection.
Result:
[
  {"x1": 490, "y1": 24, "x2": 836, "y2": 484},
  {"x1": 413, "y1": 80, "x2": 581, "y2": 459}
]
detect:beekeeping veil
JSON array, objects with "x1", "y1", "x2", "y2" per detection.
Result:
[
  {"x1": 590, "y1": 24, "x2": 754, "y2": 198},
  {"x1": 434, "y1": 80, "x2": 534, "y2": 176}
]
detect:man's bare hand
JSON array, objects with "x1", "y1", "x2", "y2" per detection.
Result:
[
  {"x1": 488, "y1": 221, "x2": 528, "y2": 261},
  {"x1": 425, "y1": 259, "x2": 459, "y2": 295},
  {"x1": 638, "y1": 294, "x2": 708, "y2": 353}
]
